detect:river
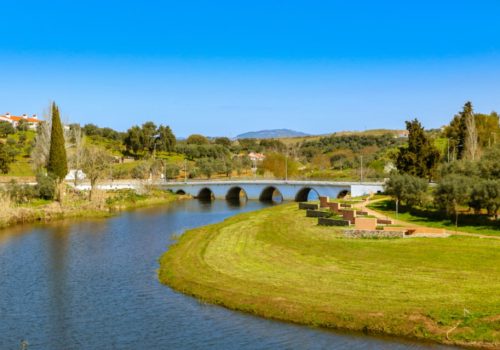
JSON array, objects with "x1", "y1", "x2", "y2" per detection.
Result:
[{"x1": 0, "y1": 200, "x2": 455, "y2": 349}]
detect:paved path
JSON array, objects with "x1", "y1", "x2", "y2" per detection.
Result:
[{"x1": 357, "y1": 198, "x2": 500, "y2": 240}]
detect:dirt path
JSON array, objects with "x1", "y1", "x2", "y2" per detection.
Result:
[{"x1": 358, "y1": 198, "x2": 500, "y2": 240}]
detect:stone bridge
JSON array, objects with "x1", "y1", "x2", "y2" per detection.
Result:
[{"x1": 160, "y1": 180, "x2": 384, "y2": 202}]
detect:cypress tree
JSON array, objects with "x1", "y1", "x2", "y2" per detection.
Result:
[
  {"x1": 396, "y1": 118, "x2": 440, "y2": 180},
  {"x1": 47, "y1": 102, "x2": 68, "y2": 181}
]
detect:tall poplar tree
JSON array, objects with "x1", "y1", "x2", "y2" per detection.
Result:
[{"x1": 47, "y1": 102, "x2": 68, "y2": 180}]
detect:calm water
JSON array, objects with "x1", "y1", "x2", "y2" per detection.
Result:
[{"x1": 0, "y1": 200, "x2": 456, "y2": 350}]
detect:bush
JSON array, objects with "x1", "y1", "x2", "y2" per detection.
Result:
[
  {"x1": 36, "y1": 172, "x2": 56, "y2": 200},
  {"x1": 5, "y1": 180, "x2": 39, "y2": 204},
  {"x1": 131, "y1": 163, "x2": 150, "y2": 180}
]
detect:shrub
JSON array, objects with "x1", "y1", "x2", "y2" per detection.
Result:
[
  {"x1": 36, "y1": 172, "x2": 56, "y2": 200},
  {"x1": 5, "y1": 180, "x2": 39, "y2": 204}
]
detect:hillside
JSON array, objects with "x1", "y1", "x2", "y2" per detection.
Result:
[{"x1": 236, "y1": 129, "x2": 309, "y2": 139}]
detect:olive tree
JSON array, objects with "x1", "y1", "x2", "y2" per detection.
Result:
[{"x1": 384, "y1": 173, "x2": 429, "y2": 215}]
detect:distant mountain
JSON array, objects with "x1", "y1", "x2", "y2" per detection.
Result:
[{"x1": 236, "y1": 129, "x2": 310, "y2": 139}]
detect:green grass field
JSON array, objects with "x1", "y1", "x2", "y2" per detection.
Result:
[
  {"x1": 159, "y1": 203, "x2": 500, "y2": 348},
  {"x1": 368, "y1": 199, "x2": 500, "y2": 237}
]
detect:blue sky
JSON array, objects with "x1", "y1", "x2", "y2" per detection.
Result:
[{"x1": 1, "y1": 1, "x2": 499, "y2": 137}]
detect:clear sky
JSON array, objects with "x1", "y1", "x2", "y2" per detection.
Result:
[{"x1": 1, "y1": 0, "x2": 499, "y2": 137}]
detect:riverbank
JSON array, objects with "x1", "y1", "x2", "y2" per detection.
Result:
[
  {"x1": 159, "y1": 203, "x2": 500, "y2": 348},
  {"x1": 0, "y1": 188, "x2": 183, "y2": 229}
]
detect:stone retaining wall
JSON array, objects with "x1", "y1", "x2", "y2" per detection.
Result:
[
  {"x1": 306, "y1": 210, "x2": 332, "y2": 218},
  {"x1": 343, "y1": 229, "x2": 405, "y2": 238},
  {"x1": 318, "y1": 217, "x2": 350, "y2": 226},
  {"x1": 298, "y1": 202, "x2": 319, "y2": 210}
]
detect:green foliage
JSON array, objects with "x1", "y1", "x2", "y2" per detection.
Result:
[
  {"x1": 238, "y1": 138, "x2": 259, "y2": 151},
  {"x1": 0, "y1": 121, "x2": 15, "y2": 137},
  {"x1": 131, "y1": 162, "x2": 150, "y2": 179},
  {"x1": 434, "y1": 175, "x2": 471, "y2": 215},
  {"x1": 475, "y1": 112, "x2": 500, "y2": 148},
  {"x1": 396, "y1": 119, "x2": 440, "y2": 179},
  {"x1": 384, "y1": 173, "x2": 429, "y2": 208},
  {"x1": 175, "y1": 143, "x2": 229, "y2": 160},
  {"x1": 82, "y1": 123, "x2": 123, "y2": 141},
  {"x1": 4, "y1": 180, "x2": 39, "y2": 203},
  {"x1": 124, "y1": 126, "x2": 142, "y2": 154},
  {"x1": 196, "y1": 158, "x2": 214, "y2": 179},
  {"x1": 156, "y1": 125, "x2": 176, "y2": 152},
  {"x1": 469, "y1": 180, "x2": 500, "y2": 217},
  {"x1": 0, "y1": 142, "x2": 12, "y2": 173},
  {"x1": 124, "y1": 122, "x2": 176, "y2": 155},
  {"x1": 164, "y1": 162, "x2": 180, "y2": 180},
  {"x1": 36, "y1": 171, "x2": 56, "y2": 200},
  {"x1": 259, "y1": 152, "x2": 299, "y2": 178},
  {"x1": 214, "y1": 137, "x2": 232, "y2": 147},
  {"x1": 186, "y1": 134, "x2": 209, "y2": 145},
  {"x1": 259, "y1": 138, "x2": 286, "y2": 152},
  {"x1": 46, "y1": 102, "x2": 68, "y2": 180},
  {"x1": 16, "y1": 119, "x2": 29, "y2": 132}
]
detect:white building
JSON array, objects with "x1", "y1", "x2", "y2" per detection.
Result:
[{"x1": 0, "y1": 112, "x2": 42, "y2": 130}]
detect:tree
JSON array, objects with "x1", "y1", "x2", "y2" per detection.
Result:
[
  {"x1": 0, "y1": 142, "x2": 12, "y2": 173},
  {"x1": 259, "y1": 153, "x2": 299, "y2": 179},
  {"x1": 124, "y1": 126, "x2": 143, "y2": 154},
  {"x1": 196, "y1": 158, "x2": 214, "y2": 179},
  {"x1": 475, "y1": 112, "x2": 500, "y2": 148},
  {"x1": 80, "y1": 145, "x2": 113, "y2": 200},
  {"x1": 131, "y1": 162, "x2": 151, "y2": 180},
  {"x1": 164, "y1": 163, "x2": 180, "y2": 180},
  {"x1": 434, "y1": 175, "x2": 471, "y2": 226},
  {"x1": 384, "y1": 173, "x2": 428, "y2": 210},
  {"x1": 214, "y1": 137, "x2": 232, "y2": 148},
  {"x1": 0, "y1": 121, "x2": 15, "y2": 137},
  {"x1": 68, "y1": 124, "x2": 85, "y2": 186},
  {"x1": 47, "y1": 102, "x2": 68, "y2": 181},
  {"x1": 463, "y1": 102, "x2": 479, "y2": 160},
  {"x1": 156, "y1": 125, "x2": 176, "y2": 153},
  {"x1": 469, "y1": 180, "x2": 500, "y2": 218},
  {"x1": 140, "y1": 121, "x2": 157, "y2": 153},
  {"x1": 396, "y1": 119, "x2": 440, "y2": 179},
  {"x1": 16, "y1": 119, "x2": 29, "y2": 132},
  {"x1": 311, "y1": 153, "x2": 330, "y2": 170},
  {"x1": 187, "y1": 134, "x2": 209, "y2": 145},
  {"x1": 31, "y1": 120, "x2": 52, "y2": 171}
]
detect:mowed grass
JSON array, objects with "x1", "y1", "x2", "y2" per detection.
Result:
[{"x1": 159, "y1": 203, "x2": 500, "y2": 348}]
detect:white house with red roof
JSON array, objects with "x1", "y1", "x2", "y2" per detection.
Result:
[{"x1": 0, "y1": 112, "x2": 42, "y2": 130}]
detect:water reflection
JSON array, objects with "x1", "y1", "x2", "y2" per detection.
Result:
[{"x1": 0, "y1": 200, "x2": 455, "y2": 350}]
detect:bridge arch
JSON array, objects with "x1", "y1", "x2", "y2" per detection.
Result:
[
  {"x1": 259, "y1": 186, "x2": 283, "y2": 203},
  {"x1": 197, "y1": 187, "x2": 215, "y2": 201},
  {"x1": 175, "y1": 189, "x2": 186, "y2": 195},
  {"x1": 226, "y1": 186, "x2": 248, "y2": 201},
  {"x1": 295, "y1": 187, "x2": 320, "y2": 202},
  {"x1": 337, "y1": 190, "x2": 350, "y2": 199}
]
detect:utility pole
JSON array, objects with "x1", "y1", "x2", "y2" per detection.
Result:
[
  {"x1": 360, "y1": 156, "x2": 363, "y2": 183},
  {"x1": 285, "y1": 155, "x2": 288, "y2": 181},
  {"x1": 184, "y1": 159, "x2": 187, "y2": 183}
]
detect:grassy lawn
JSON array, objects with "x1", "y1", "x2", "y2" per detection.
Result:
[
  {"x1": 368, "y1": 199, "x2": 500, "y2": 237},
  {"x1": 159, "y1": 203, "x2": 500, "y2": 348}
]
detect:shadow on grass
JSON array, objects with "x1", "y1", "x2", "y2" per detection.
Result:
[{"x1": 369, "y1": 200, "x2": 500, "y2": 233}]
